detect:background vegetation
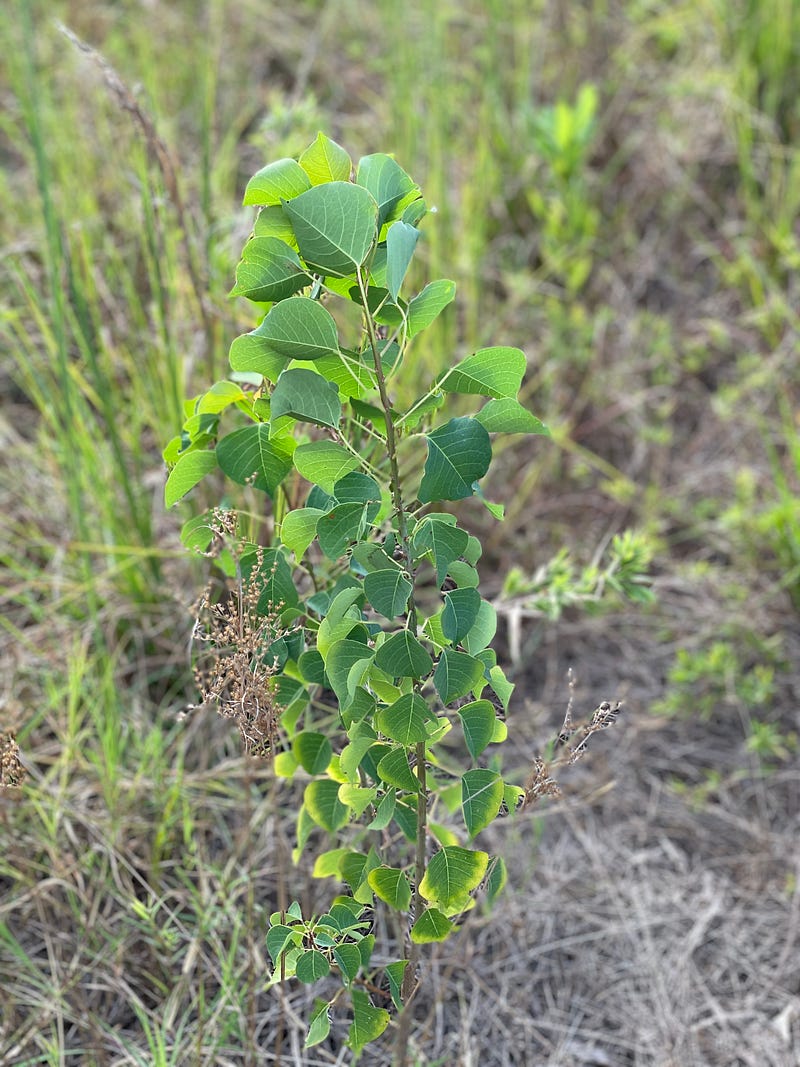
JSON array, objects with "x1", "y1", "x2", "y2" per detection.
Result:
[{"x1": 1, "y1": 1, "x2": 798, "y2": 1064}]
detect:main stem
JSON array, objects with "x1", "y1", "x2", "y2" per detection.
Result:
[{"x1": 357, "y1": 269, "x2": 425, "y2": 1062}]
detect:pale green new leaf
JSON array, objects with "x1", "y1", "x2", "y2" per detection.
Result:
[
  {"x1": 299, "y1": 132, "x2": 352, "y2": 185},
  {"x1": 433, "y1": 649, "x2": 484, "y2": 705},
  {"x1": 243, "y1": 158, "x2": 311, "y2": 205},
  {"x1": 410, "y1": 908, "x2": 453, "y2": 944},
  {"x1": 165, "y1": 450, "x2": 217, "y2": 507},
  {"x1": 305, "y1": 779, "x2": 349, "y2": 832},
  {"x1": 294, "y1": 441, "x2": 360, "y2": 494},
  {"x1": 475, "y1": 397, "x2": 550, "y2": 435},
  {"x1": 280, "y1": 507, "x2": 326, "y2": 559},
  {"x1": 419, "y1": 845, "x2": 488, "y2": 912}
]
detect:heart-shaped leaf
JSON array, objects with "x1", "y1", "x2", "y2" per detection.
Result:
[{"x1": 418, "y1": 418, "x2": 492, "y2": 503}]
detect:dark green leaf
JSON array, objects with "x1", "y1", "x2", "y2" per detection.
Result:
[
  {"x1": 270, "y1": 368, "x2": 342, "y2": 428},
  {"x1": 254, "y1": 549, "x2": 300, "y2": 612},
  {"x1": 299, "y1": 132, "x2": 352, "y2": 185},
  {"x1": 230, "y1": 237, "x2": 310, "y2": 302},
  {"x1": 457, "y1": 700, "x2": 498, "y2": 761},
  {"x1": 283, "y1": 182, "x2": 378, "y2": 277},
  {"x1": 376, "y1": 747, "x2": 419, "y2": 792},
  {"x1": 418, "y1": 418, "x2": 492, "y2": 503},
  {"x1": 267, "y1": 923, "x2": 300, "y2": 963},
  {"x1": 461, "y1": 769, "x2": 504, "y2": 836},
  {"x1": 296, "y1": 949, "x2": 331, "y2": 983},
  {"x1": 298, "y1": 649, "x2": 326, "y2": 685},
  {"x1": 385, "y1": 221, "x2": 420, "y2": 301},
  {"x1": 376, "y1": 693, "x2": 430, "y2": 745},
  {"x1": 374, "y1": 631, "x2": 433, "y2": 678},
  {"x1": 385, "y1": 960, "x2": 408, "y2": 1009},
  {"x1": 333, "y1": 943, "x2": 362, "y2": 985},
  {"x1": 293, "y1": 731, "x2": 332, "y2": 775},
  {"x1": 356, "y1": 153, "x2": 417, "y2": 227},
  {"x1": 442, "y1": 588, "x2": 482, "y2": 644},
  {"x1": 305, "y1": 779, "x2": 349, "y2": 832},
  {"x1": 475, "y1": 397, "x2": 550, "y2": 434},
  {"x1": 433, "y1": 649, "x2": 484, "y2": 705},
  {"x1": 317, "y1": 502, "x2": 369, "y2": 559},
  {"x1": 412, "y1": 516, "x2": 469, "y2": 585},
  {"x1": 254, "y1": 296, "x2": 339, "y2": 361},
  {"x1": 364, "y1": 569, "x2": 412, "y2": 618},
  {"x1": 333, "y1": 471, "x2": 382, "y2": 522},
  {"x1": 294, "y1": 441, "x2": 360, "y2": 494},
  {"x1": 165, "y1": 450, "x2": 217, "y2": 507},
  {"x1": 243, "y1": 158, "x2": 311, "y2": 206},
  {"x1": 486, "y1": 856, "x2": 508, "y2": 906},
  {"x1": 216, "y1": 424, "x2": 293, "y2": 496}
]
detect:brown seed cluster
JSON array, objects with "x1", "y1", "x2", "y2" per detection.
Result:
[
  {"x1": 0, "y1": 731, "x2": 26, "y2": 788},
  {"x1": 190, "y1": 515, "x2": 289, "y2": 760}
]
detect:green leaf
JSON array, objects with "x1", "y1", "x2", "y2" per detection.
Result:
[
  {"x1": 376, "y1": 747, "x2": 419, "y2": 793},
  {"x1": 433, "y1": 649, "x2": 484, "y2": 705},
  {"x1": 462, "y1": 600, "x2": 498, "y2": 655},
  {"x1": 296, "y1": 949, "x2": 331, "y2": 983},
  {"x1": 294, "y1": 441, "x2": 360, "y2": 494},
  {"x1": 486, "y1": 856, "x2": 507, "y2": 906},
  {"x1": 352, "y1": 542, "x2": 400, "y2": 574},
  {"x1": 230, "y1": 237, "x2": 310, "y2": 302},
  {"x1": 317, "y1": 588, "x2": 363, "y2": 656},
  {"x1": 280, "y1": 507, "x2": 326, "y2": 559},
  {"x1": 419, "y1": 846, "x2": 488, "y2": 913},
  {"x1": 339, "y1": 731, "x2": 377, "y2": 783},
  {"x1": 338, "y1": 784, "x2": 378, "y2": 817},
  {"x1": 299, "y1": 132, "x2": 352, "y2": 185},
  {"x1": 165, "y1": 450, "x2": 217, "y2": 507},
  {"x1": 293, "y1": 731, "x2": 332, "y2": 775},
  {"x1": 332, "y1": 471, "x2": 382, "y2": 522},
  {"x1": 313, "y1": 848, "x2": 350, "y2": 878},
  {"x1": 316, "y1": 502, "x2": 369, "y2": 559},
  {"x1": 253, "y1": 204, "x2": 297, "y2": 245},
  {"x1": 418, "y1": 418, "x2": 492, "y2": 503},
  {"x1": 385, "y1": 960, "x2": 408, "y2": 1008},
  {"x1": 385, "y1": 221, "x2": 420, "y2": 301},
  {"x1": 283, "y1": 182, "x2": 378, "y2": 277},
  {"x1": 413, "y1": 516, "x2": 469, "y2": 585},
  {"x1": 305, "y1": 779, "x2": 349, "y2": 832},
  {"x1": 410, "y1": 908, "x2": 454, "y2": 944},
  {"x1": 376, "y1": 693, "x2": 430, "y2": 745},
  {"x1": 305, "y1": 1002, "x2": 332, "y2": 1048},
  {"x1": 407, "y1": 279, "x2": 456, "y2": 339},
  {"x1": 368, "y1": 867, "x2": 412, "y2": 911},
  {"x1": 270, "y1": 368, "x2": 342, "y2": 428},
  {"x1": 475, "y1": 397, "x2": 549, "y2": 435},
  {"x1": 461, "y1": 769, "x2": 504, "y2": 837},
  {"x1": 267, "y1": 923, "x2": 300, "y2": 963},
  {"x1": 254, "y1": 296, "x2": 339, "y2": 362},
  {"x1": 347, "y1": 989, "x2": 390, "y2": 1054},
  {"x1": 333, "y1": 943, "x2": 362, "y2": 985},
  {"x1": 374, "y1": 631, "x2": 433, "y2": 678},
  {"x1": 441, "y1": 346, "x2": 526, "y2": 399},
  {"x1": 442, "y1": 588, "x2": 482, "y2": 644},
  {"x1": 367, "y1": 788, "x2": 396, "y2": 830},
  {"x1": 356, "y1": 153, "x2": 417, "y2": 227},
  {"x1": 457, "y1": 701, "x2": 498, "y2": 761},
  {"x1": 488, "y1": 664, "x2": 514, "y2": 713},
  {"x1": 364, "y1": 569, "x2": 412, "y2": 619},
  {"x1": 243, "y1": 158, "x2": 311, "y2": 206},
  {"x1": 313, "y1": 351, "x2": 375, "y2": 399},
  {"x1": 325, "y1": 639, "x2": 374, "y2": 710},
  {"x1": 216, "y1": 424, "x2": 294, "y2": 496},
  {"x1": 228, "y1": 330, "x2": 289, "y2": 381},
  {"x1": 194, "y1": 380, "x2": 248, "y2": 415}
]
